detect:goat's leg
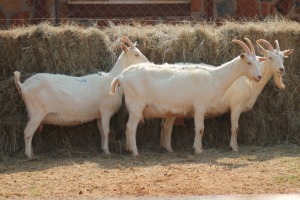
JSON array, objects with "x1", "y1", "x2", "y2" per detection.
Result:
[
  {"x1": 230, "y1": 109, "x2": 242, "y2": 152},
  {"x1": 160, "y1": 119, "x2": 166, "y2": 147},
  {"x1": 125, "y1": 113, "x2": 141, "y2": 156},
  {"x1": 97, "y1": 118, "x2": 108, "y2": 154},
  {"x1": 160, "y1": 117, "x2": 175, "y2": 152},
  {"x1": 193, "y1": 112, "x2": 205, "y2": 154},
  {"x1": 24, "y1": 116, "x2": 43, "y2": 159},
  {"x1": 96, "y1": 118, "x2": 104, "y2": 147},
  {"x1": 99, "y1": 113, "x2": 113, "y2": 155}
]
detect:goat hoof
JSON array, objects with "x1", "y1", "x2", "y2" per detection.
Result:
[
  {"x1": 132, "y1": 152, "x2": 139, "y2": 157},
  {"x1": 160, "y1": 146, "x2": 174, "y2": 153},
  {"x1": 26, "y1": 156, "x2": 39, "y2": 162},
  {"x1": 102, "y1": 150, "x2": 111, "y2": 155},
  {"x1": 125, "y1": 146, "x2": 130, "y2": 152},
  {"x1": 126, "y1": 149, "x2": 139, "y2": 157},
  {"x1": 126, "y1": 150, "x2": 133, "y2": 155},
  {"x1": 230, "y1": 146, "x2": 239, "y2": 152},
  {"x1": 103, "y1": 152, "x2": 111, "y2": 157},
  {"x1": 165, "y1": 148, "x2": 174, "y2": 153},
  {"x1": 193, "y1": 148, "x2": 204, "y2": 155}
]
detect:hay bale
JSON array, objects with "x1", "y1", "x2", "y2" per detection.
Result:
[{"x1": 0, "y1": 19, "x2": 299, "y2": 157}]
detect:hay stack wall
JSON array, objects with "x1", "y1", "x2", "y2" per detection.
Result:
[{"x1": 0, "y1": 20, "x2": 299, "y2": 157}]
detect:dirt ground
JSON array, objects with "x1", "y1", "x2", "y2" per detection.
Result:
[{"x1": 0, "y1": 145, "x2": 299, "y2": 199}]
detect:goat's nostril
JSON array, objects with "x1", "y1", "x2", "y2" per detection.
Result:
[
  {"x1": 279, "y1": 68, "x2": 285, "y2": 73},
  {"x1": 257, "y1": 75, "x2": 262, "y2": 80}
]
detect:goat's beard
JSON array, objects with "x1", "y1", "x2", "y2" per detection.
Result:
[{"x1": 273, "y1": 73, "x2": 286, "y2": 89}]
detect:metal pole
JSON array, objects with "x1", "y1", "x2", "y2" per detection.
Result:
[{"x1": 55, "y1": 0, "x2": 60, "y2": 26}]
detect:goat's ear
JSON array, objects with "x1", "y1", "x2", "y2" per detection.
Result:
[
  {"x1": 282, "y1": 49, "x2": 294, "y2": 58},
  {"x1": 240, "y1": 53, "x2": 246, "y2": 59},
  {"x1": 258, "y1": 56, "x2": 268, "y2": 62},
  {"x1": 121, "y1": 44, "x2": 129, "y2": 54}
]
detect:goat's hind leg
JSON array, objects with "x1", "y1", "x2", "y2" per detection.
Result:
[
  {"x1": 125, "y1": 112, "x2": 142, "y2": 157},
  {"x1": 230, "y1": 109, "x2": 242, "y2": 152},
  {"x1": 160, "y1": 117, "x2": 175, "y2": 152},
  {"x1": 193, "y1": 111, "x2": 205, "y2": 154},
  {"x1": 96, "y1": 118, "x2": 105, "y2": 153},
  {"x1": 98, "y1": 113, "x2": 113, "y2": 155},
  {"x1": 24, "y1": 115, "x2": 43, "y2": 159}
]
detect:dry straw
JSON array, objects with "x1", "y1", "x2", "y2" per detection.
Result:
[{"x1": 0, "y1": 19, "x2": 299, "y2": 158}]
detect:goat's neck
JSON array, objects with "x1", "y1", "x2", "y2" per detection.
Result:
[
  {"x1": 212, "y1": 57, "x2": 247, "y2": 93},
  {"x1": 109, "y1": 52, "x2": 127, "y2": 77},
  {"x1": 250, "y1": 61, "x2": 274, "y2": 95}
]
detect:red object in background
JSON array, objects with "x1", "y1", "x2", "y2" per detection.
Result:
[{"x1": 275, "y1": 0, "x2": 294, "y2": 15}]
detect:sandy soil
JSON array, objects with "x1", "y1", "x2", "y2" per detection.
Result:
[{"x1": 0, "y1": 145, "x2": 299, "y2": 199}]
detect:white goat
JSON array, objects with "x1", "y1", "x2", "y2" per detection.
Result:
[
  {"x1": 160, "y1": 39, "x2": 294, "y2": 152},
  {"x1": 110, "y1": 38, "x2": 267, "y2": 156},
  {"x1": 14, "y1": 36, "x2": 150, "y2": 159}
]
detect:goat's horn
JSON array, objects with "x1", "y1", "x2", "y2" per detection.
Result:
[
  {"x1": 121, "y1": 36, "x2": 134, "y2": 48},
  {"x1": 244, "y1": 37, "x2": 255, "y2": 54},
  {"x1": 232, "y1": 39, "x2": 252, "y2": 54},
  {"x1": 256, "y1": 40, "x2": 266, "y2": 52},
  {"x1": 256, "y1": 39, "x2": 274, "y2": 51},
  {"x1": 275, "y1": 40, "x2": 280, "y2": 51}
]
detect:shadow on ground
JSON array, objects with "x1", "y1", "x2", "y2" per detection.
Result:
[{"x1": 0, "y1": 144, "x2": 299, "y2": 175}]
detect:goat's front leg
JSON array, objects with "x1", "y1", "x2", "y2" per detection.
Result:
[
  {"x1": 160, "y1": 117, "x2": 175, "y2": 152},
  {"x1": 193, "y1": 112, "x2": 205, "y2": 154}
]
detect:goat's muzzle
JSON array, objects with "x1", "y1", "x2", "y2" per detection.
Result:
[
  {"x1": 254, "y1": 75, "x2": 262, "y2": 82},
  {"x1": 278, "y1": 68, "x2": 285, "y2": 75}
]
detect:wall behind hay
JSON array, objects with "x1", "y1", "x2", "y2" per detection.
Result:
[{"x1": 0, "y1": 21, "x2": 299, "y2": 157}]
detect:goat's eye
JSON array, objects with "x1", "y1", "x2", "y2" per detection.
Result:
[
  {"x1": 247, "y1": 62, "x2": 251, "y2": 65},
  {"x1": 135, "y1": 54, "x2": 140, "y2": 57},
  {"x1": 269, "y1": 57, "x2": 272, "y2": 60}
]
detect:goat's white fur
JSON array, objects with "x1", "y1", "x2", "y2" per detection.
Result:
[
  {"x1": 110, "y1": 38, "x2": 266, "y2": 156},
  {"x1": 160, "y1": 39, "x2": 294, "y2": 152},
  {"x1": 14, "y1": 36, "x2": 149, "y2": 159}
]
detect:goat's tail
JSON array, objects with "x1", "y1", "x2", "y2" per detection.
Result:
[
  {"x1": 110, "y1": 77, "x2": 120, "y2": 95},
  {"x1": 13, "y1": 71, "x2": 22, "y2": 94}
]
